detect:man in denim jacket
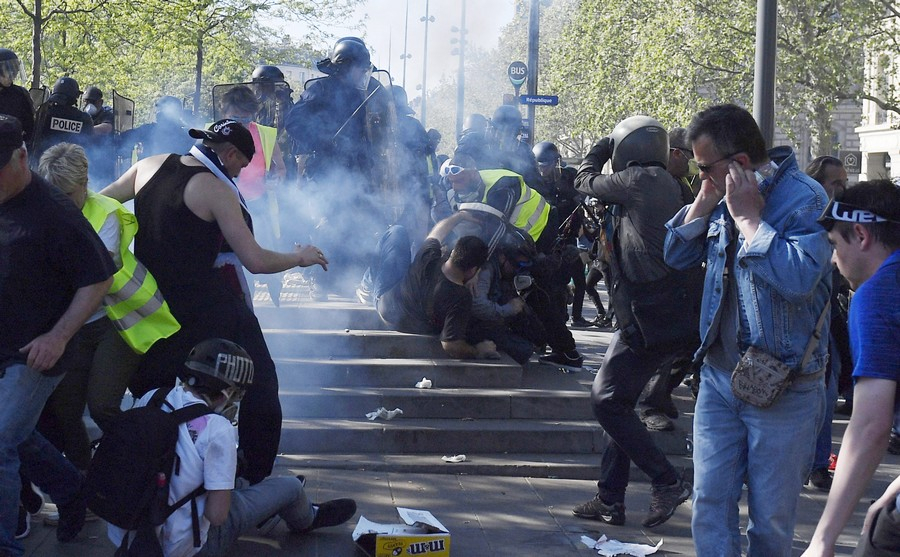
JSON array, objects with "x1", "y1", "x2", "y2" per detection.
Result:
[{"x1": 664, "y1": 104, "x2": 832, "y2": 556}]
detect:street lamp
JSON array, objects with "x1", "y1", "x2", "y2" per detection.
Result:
[
  {"x1": 450, "y1": 1, "x2": 467, "y2": 139},
  {"x1": 420, "y1": 0, "x2": 435, "y2": 126},
  {"x1": 400, "y1": 0, "x2": 412, "y2": 90}
]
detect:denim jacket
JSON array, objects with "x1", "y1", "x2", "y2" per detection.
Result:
[{"x1": 664, "y1": 147, "x2": 833, "y2": 375}]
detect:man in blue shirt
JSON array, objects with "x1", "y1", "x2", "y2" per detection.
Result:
[
  {"x1": 804, "y1": 180, "x2": 900, "y2": 557},
  {"x1": 665, "y1": 104, "x2": 832, "y2": 556}
]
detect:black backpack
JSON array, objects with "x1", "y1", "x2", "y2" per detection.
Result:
[{"x1": 85, "y1": 388, "x2": 214, "y2": 556}]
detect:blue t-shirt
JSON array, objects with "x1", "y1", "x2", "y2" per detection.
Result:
[{"x1": 849, "y1": 250, "x2": 900, "y2": 412}]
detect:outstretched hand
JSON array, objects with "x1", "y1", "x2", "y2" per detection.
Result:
[{"x1": 295, "y1": 244, "x2": 329, "y2": 271}]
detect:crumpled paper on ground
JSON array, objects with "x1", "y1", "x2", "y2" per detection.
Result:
[
  {"x1": 415, "y1": 377, "x2": 432, "y2": 389},
  {"x1": 580, "y1": 534, "x2": 662, "y2": 556},
  {"x1": 441, "y1": 454, "x2": 467, "y2": 463},
  {"x1": 366, "y1": 407, "x2": 403, "y2": 421}
]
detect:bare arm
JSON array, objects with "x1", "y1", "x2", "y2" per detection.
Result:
[
  {"x1": 803, "y1": 377, "x2": 896, "y2": 556},
  {"x1": 19, "y1": 278, "x2": 112, "y2": 372},
  {"x1": 427, "y1": 211, "x2": 477, "y2": 243},
  {"x1": 203, "y1": 489, "x2": 231, "y2": 526},
  {"x1": 185, "y1": 174, "x2": 327, "y2": 274}
]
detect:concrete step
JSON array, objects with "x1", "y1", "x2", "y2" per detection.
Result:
[
  {"x1": 264, "y1": 329, "x2": 456, "y2": 359},
  {"x1": 274, "y1": 453, "x2": 696, "y2": 481},
  {"x1": 255, "y1": 300, "x2": 385, "y2": 331},
  {"x1": 277, "y1": 387, "x2": 593, "y2": 420},
  {"x1": 278, "y1": 417, "x2": 693, "y2": 456},
  {"x1": 273, "y1": 356, "x2": 524, "y2": 388}
]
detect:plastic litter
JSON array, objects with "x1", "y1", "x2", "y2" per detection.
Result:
[
  {"x1": 580, "y1": 535, "x2": 662, "y2": 556},
  {"x1": 441, "y1": 454, "x2": 467, "y2": 463},
  {"x1": 366, "y1": 407, "x2": 404, "y2": 421},
  {"x1": 415, "y1": 377, "x2": 433, "y2": 389}
]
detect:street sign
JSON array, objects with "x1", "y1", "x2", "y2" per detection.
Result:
[
  {"x1": 507, "y1": 61, "x2": 527, "y2": 88},
  {"x1": 519, "y1": 94, "x2": 558, "y2": 106},
  {"x1": 839, "y1": 150, "x2": 862, "y2": 175}
]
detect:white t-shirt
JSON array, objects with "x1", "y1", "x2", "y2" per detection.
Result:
[
  {"x1": 87, "y1": 212, "x2": 121, "y2": 323},
  {"x1": 107, "y1": 386, "x2": 237, "y2": 557}
]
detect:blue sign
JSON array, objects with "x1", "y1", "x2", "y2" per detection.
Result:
[{"x1": 519, "y1": 95, "x2": 559, "y2": 106}]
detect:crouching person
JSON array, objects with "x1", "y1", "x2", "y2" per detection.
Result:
[{"x1": 106, "y1": 339, "x2": 357, "y2": 557}]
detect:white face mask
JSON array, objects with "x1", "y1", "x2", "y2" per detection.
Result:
[{"x1": 83, "y1": 103, "x2": 99, "y2": 116}]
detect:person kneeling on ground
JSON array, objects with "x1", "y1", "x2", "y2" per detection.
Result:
[
  {"x1": 108, "y1": 339, "x2": 356, "y2": 557},
  {"x1": 357, "y1": 212, "x2": 500, "y2": 360}
]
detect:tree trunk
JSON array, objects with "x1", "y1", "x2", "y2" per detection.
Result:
[
  {"x1": 194, "y1": 35, "x2": 203, "y2": 117},
  {"x1": 30, "y1": 0, "x2": 42, "y2": 89}
]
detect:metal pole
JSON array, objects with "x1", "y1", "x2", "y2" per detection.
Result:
[
  {"x1": 402, "y1": 0, "x2": 409, "y2": 89},
  {"x1": 753, "y1": 0, "x2": 777, "y2": 148},
  {"x1": 421, "y1": 0, "x2": 432, "y2": 127},
  {"x1": 455, "y1": 0, "x2": 467, "y2": 139},
  {"x1": 526, "y1": 0, "x2": 540, "y2": 146}
]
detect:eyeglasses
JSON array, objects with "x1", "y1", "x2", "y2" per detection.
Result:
[
  {"x1": 818, "y1": 199, "x2": 900, "y2": 228},
  {"x1": 440, "y1": 164, "x2": 467, "y2": 177},
  {"x1": 671, "y1": 147, "x2": 693, "y2": 159},
  {"x1": 694, "y1": 151, "x2": 740, "y2": 174}
]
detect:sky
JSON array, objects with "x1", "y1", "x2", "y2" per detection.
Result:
[{"x1": 285, "y1": 0, "x2": 517, "y2": 93}]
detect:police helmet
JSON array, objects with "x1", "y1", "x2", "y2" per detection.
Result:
[
  {"x1": 498, "y1": 226, "x2": 537, "y2": 262},
  {"x1": 316, "y1": 37, "x2": 371, "y2": 75},
  {"x1": 532, "y1": 141, "x2": 562, "y2": 167},
  {"x1": 180, "y1": 338, "x2": 255, "y2": 393},
  {"x1": 609, "y1": 115, "x2": 669, "y2": 173},
  {"x1": 462, "y1": 113, "x2": 488, "y2": 134},
  {"x1": 154, "y1": 95, "x2": 183, "y2": 123},
  {"x1": 82, "y1": 86, "x2": 102, "y2": 103},
  {"x1": 0, "y1": 49, "x2": 21, "y2": 83},
  {"x1": 491, "y1": 105, "x2": 522, "y2": 131},
  {"x1": 391, "y1": 85, "x2": 414, "y2": 115},
  {"x1": 50, "y1": 77, "x2": 81, "y2": 105},
  {"x1": 251, "y1": 65, "x2": 284, "y2": 82}
]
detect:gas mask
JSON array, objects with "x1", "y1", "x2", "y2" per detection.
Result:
[
  {"x1": 83, "y1": 103, "x2": 99, "y2": 117},
  {"x1": 214, "y1": 386, "x2": 246, "y2": 424},
  {"x1": 455, "y1": 189, "x2": 481, "y2": 204}
]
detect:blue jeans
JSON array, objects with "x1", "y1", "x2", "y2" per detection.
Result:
[
  {"x1": 360, "y1": 225, "x2": 411, "y2": 301},
  {"x1": 691, "y1": 363, "x2": 824, "y2": 557},
  {"x1": 812, "y1": 342, "x2": 841, "y2": 471},
  {"x1": 0, "y1": 363, "x2": 80, "y2": 557},
  {"x1": 198, "y1": 476, "x2": 314, "y2": 556}
]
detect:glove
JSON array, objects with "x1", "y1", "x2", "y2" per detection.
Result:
[{"x1": 584, "y1": 137, "x2": 614, "y2": 169}]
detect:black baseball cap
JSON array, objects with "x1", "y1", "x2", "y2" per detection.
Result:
[
  {"x1": 0, "y1": 114, "x2": 24, "y2": 168},
  {"x1": 188, "y1": 119, "x2": 255, "y2": 161}
]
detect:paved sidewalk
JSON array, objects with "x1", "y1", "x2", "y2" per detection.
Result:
[{"x1": 21, "y1": 452, "x2": 900, "y2": 556}]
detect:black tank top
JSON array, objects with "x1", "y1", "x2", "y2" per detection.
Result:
[{"x1": 134, "y1": 155, "x2": 233, "y2": 314}]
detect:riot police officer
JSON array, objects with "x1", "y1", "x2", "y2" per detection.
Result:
[
  {"x1": 32, "y1": 76, "x2": 94, "y2": 162},
  {"x1": 0, "y1": 49, "x2": 35, "y2": 146},
  {"x1": 81, "y1": 86, "x2": 114, "y2": 134}
]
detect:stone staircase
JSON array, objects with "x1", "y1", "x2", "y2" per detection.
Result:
[{"x1": 256, "y1": 285, "x2": 694, "y2": 480}]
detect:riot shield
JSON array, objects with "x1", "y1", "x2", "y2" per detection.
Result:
[
  {"x1": 211, "y1": 81, "x2": 293, "y2": 130},
  {"x1": 29, "y1": 87, "x2": 47, "y2": 113},
  {"x1": 366, "y1": 70, "x2": 401, "y2": 219},
  {"x1": 112, "y1": 90, "x2": 134, "y2": 133},
  {"x1": 112, "y1": 90, "x2": 135, "y2": 178}
]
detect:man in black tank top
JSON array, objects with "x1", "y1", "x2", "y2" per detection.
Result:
[{"x1": 101, "y1": 120, "x2": 329, "y2": 484}]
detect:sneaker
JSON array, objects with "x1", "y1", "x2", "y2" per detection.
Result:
[
  {"x1": 806, "y1": 468, "x2": 832, "y2": 491},
  {"x1": 15, "y1": 505, "x2": 29, "y2": 540},
  {"x1": 643, "y1": 476, "x2": 691, "y2": 528},
  {"x1": 302, "y1": 499, "x2": 357, "y2": 532},
  {"x1": 572, "y1": 495, "x2": 625, "y2": 526},
  {"x1": 591, "y1": 315, "x2": 613, "y2": 329},
  {"x1": 538, "y1": 350, "x2": 584, "y2": 372},
  {"x1": 356, "y1": 285, "x2": 373, "y2": 305},
  {"x1": 640, "y1": 409, "x2": 675, "y2": 432},
  {"x1": 570, "y1": 317, "x2": 593, "y2": 328}
]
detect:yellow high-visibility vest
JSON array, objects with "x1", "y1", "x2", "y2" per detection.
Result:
[
  {"x1": 478, "y1": 169, "x2": 549, "y2": 242},
  {"x1": 82, "y1": 192, "x2": 180, "y2": 353}
]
